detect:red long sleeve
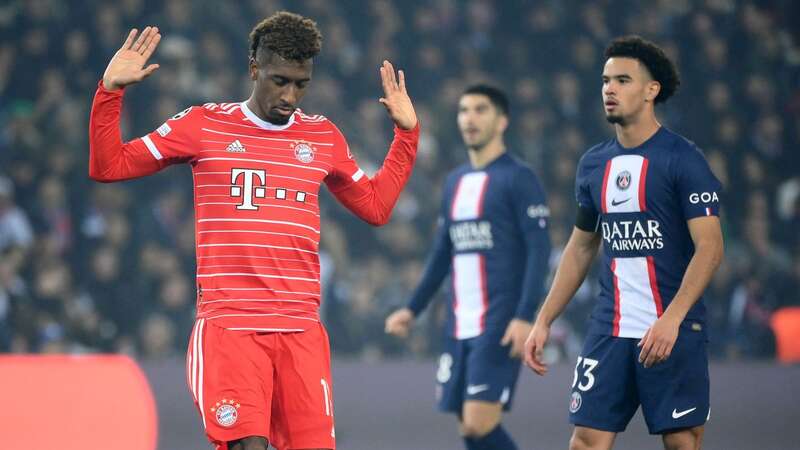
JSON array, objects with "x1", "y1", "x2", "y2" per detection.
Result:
[
  {"x1": 326, "y1": 124, "x2": 420, "y2": 226},
  {"x1": 88, "y1": 82, "x2": 163, "y2": 182}
]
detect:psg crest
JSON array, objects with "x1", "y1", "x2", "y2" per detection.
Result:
[
  {"x1": 616, "y1": 171, "x2": 632, "y2": 190},
  {"x1": 569, "y1": 391, "x2": 582, "y2": 413},
  {"x1": 293, "y1": 142, "x2": 315, "y2": 163}
]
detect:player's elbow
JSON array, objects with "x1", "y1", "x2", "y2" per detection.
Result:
[{"x1": 364, "y1": 211, "x2": 392, "y2": 227}]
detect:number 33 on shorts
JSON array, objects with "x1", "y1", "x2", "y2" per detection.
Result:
[{"x1": 572, "y1": 356, "x2": 599, "y2": 392}]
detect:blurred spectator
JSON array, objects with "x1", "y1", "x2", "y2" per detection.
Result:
[{"x1": 0, "y1": 1, "x2": 797, "y2": 362}]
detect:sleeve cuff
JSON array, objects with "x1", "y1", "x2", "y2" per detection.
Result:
[
  {"x1": 96, "y1": 79, "x2": 125, "y2": 96},
  {"x1": 394, "y1": 121, "x2": 420, "y2": 137}
]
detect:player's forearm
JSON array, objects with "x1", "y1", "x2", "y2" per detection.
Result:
[
  {"x1": 407, "y1": 227, "x2": 451, "y2": 316},
  {"x1": 663, "y1": 236, "x2": 724, "y2": 322},
  {"x1": 88, "y1": 83, "x2": 160, "y2": 182},
  {"x1": 338, "y1": 124, "x2": 419, "y2": 226},
  {"x1": 536, "y1": 230, "x2": 599, "y2": 326},
  {"x1": 516, "y1": 230, "x2": 551, "y2": 321}
]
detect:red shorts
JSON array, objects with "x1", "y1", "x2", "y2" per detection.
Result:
[{"x1": 186, "y1": 319, "x2": 336, "y2": 450}]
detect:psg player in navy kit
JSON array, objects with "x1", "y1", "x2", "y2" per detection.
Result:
[
  {"x1": 385, "y1": 85, "x2": 551, "y2": 450},
  {"x1": 524, "y1": 36, "x2": 724, "y2": 450}
]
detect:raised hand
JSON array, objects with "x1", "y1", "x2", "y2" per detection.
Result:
[
  {"x1": 102, "y1": 27, "x2": 162, "y2": 91},
  {"x1": 378, "y1": 60, "x2": 418, "y2": 130}
]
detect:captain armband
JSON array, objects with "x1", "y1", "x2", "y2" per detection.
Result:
[{"x1": 575, "y1": 205, "x2": 600, "y2": 233}]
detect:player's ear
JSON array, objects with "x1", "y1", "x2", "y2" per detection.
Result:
[
  {"x1": 498, "y1": 114, "x2": 509, "y2": 133},
  {"x1": 249, "y1": 57, "x2": 259, "y2": 81},
  {"x1": 646, "y1": 80, "x2": 661, "y2": 103}
]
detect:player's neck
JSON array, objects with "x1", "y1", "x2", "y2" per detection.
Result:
[
  {"x1": 468, "y1": 139, "x2": 506, "y2": 169},
  {"x1": 614, "y1": 113, "x2": 661, "y2": 149}
]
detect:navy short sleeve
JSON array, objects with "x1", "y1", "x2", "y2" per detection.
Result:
[
  {"x1": 674, "y1": 146, "x2": 722, "y2": 220},
  {"x1": 512, "y1": 167, "x2": 549, "y2": 232},
  {"x1": 575, "y1": 153, "x2": 598, "y2": 214}
]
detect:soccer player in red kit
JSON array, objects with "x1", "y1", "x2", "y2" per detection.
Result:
[{"x1": 89, "y1": 12, "x2": 419, "y2": 450}]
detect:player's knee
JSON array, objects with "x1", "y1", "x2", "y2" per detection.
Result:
[
  {"x1": 569, "y1": 431, "x2": 609, "y2": 450},
  {"x1": 460, "y1": 416, "x2": 499, "y2": 438},
  {"x1": 228, "y1": 436, "x2": 269, "y2": 450}
]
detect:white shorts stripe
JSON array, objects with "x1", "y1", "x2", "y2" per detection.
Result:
[
  {"x1": 452, "y1": 253, "x2": 487, "y2": 339},
  {"x1": 225, "y1": 327, "x2": 306, "y2": 332},
  {"x1": 141, "y1": 135, "x2": 163, "y2": 160},
  {"x1": 612, "y1": 257, "x2": 659, "y2": 338},
  {"x1": 351, "y1": 169, "x2": 365, "y2": 182},
  {"x1": 197, "y1": 318, "x2": 207, "y2": 428}
]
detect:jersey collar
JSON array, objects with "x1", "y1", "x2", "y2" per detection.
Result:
[{"x1": 240, "y1": 101, "x2": 296, "y2": 130}]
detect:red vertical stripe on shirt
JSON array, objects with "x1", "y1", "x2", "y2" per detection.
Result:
[
  {"x1": 638, "y1": 158, "x2": 650, "y2": 212},
  {"x1": 646, "y1": 256, "x2": 664, "y2": 316},
  {"x1": 476, "y1": 176, "x2": 489, "y2": 216},
  {"x1": 611, "y1": 258, "x2": 621, "y2": 336},
  {"x1": 600, "y1": 160, "x2": 612, "y2": 214},
  {"x1": 478, "y1": 254, "x2": 489, "y2": 333},
  {"x1": 451, "y1": 257, "x2": 459, "y2": 338}
]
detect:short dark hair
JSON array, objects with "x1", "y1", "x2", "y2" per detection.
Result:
[
  {"x1": 604, "y1": 35, "x2": 680, "y2": 104},
  {"x1": 462, "y1": 84, "x2": 510, "y2": 116},
  {"x1": 249, "y1": 11, "x2": 322, "y2": 63}
]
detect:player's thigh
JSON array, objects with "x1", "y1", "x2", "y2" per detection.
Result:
[
  {"x1": 569, "y1": 334, "x2": 639, "y2": 433},
  {"x1": 460, "y1": 400, "x2": 503, "y2": 437},
  {"x1": 463, "y1": 333, "x2": 521, "y2": 411},
  {"x1": 569, "y1": 426, "x2": 616, "y2": 450},
  {"x1": 436, "y1": 335, "x2": 468, "y2": 414},
  {"x1": 186, "y1": 319, "x2": 274, "y2": 445},
  {"x1": 636, "y1": 329, "x2": 709, "y2": 435},
  {"x1": 662, "y1": 425, "x2": 704, "y2": 450},
  {"x1": 269, "y1": 324, "x2": 336, "y2": 450}
]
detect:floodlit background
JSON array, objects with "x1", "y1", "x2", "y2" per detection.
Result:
[{"x1": 0, "y1": 1, "x2": 798, "y2": 449}]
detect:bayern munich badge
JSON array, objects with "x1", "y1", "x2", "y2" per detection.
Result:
[
  {"x1": 211, "y1": 399, "x2": 240, "y2": 427},
  {"x1": 569, "y1": 391, "x2": 582, "y2": 413},
  {"x1": 294, "y1": 142, "x2": 315, "y2": 163}
]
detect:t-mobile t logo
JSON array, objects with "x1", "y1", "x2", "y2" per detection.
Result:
[{"x1": 230, "y1": 168, "x2": 266, "y2": 210}]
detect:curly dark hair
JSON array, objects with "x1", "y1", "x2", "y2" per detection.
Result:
[
  {"x1": 604, "y1": 35, "x2": 680, "y2": 104},
  {"x1": 249, "y1": 11, "x2": 322, "y2": 63}
]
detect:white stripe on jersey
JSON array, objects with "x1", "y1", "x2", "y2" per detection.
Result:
[
  {"x1": 200, "y1": 298, "x2": 318, "y2": 305},
  {"x1": 198, "y1": 264, "x2": 319, "y2": 274},
  {"x1": 196, "y1": 201, "x2": 320, "y2": 216},
  {"x1": 603, "y1": 155, "x2": 647, "y2": 213},
  {"x1": 612, "y1": 257, "x2": 660, "y2": 338},
  {"x1": 351, "y1": 169, "x2": 365, "y2": 182},
  {"x1": 200, "y1": 287, "x2": 320, "y2": 296},
  {"x1": 198, "y1": 229, "x2": 319, "y2": 244},
  {"x1": 141, "y1": 135, "x2": 164, "y2": 160},
  {"x1": 197, "y1": 254, "x2": 320, "y2": 265},
  {"x1": 225, "y1": 327, "x2": 306, "y2": 332},
  {"x1": 198, "y1": 242, "x2": 318, "y2": 255},
  {"x1": 198, "y1": 218, "x2": 320, "y2": 234},
  {"x1": 206, "y1": 313, "x2": 319, "y2": 321},
  {"x1": 196, "y1": 272, "x2": 319, "y2": 282},
  {"x1": 201, "y1": 127, "x2": 334, "y2": 147},
  {"x1": 194, "y1": 171, "x2": 322, "y2": 187},
  {"x1": 452, "y1": 253, "x2": 487, "y2": 340},
  {"x1": 451, "y1": 172, "x2": 488, "y2": 220},
  {"x1": 196, "y1": 157, "x2": 329, "y2": 175}
]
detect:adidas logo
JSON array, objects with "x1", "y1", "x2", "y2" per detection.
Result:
[{"x1": 226, "y1": 140, "x2": 246, "y2": 153}]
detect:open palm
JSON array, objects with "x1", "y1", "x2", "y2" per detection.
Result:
[
  {"x1": 102, "y1": 26, "x2": 162, "y2": 91},
  {"x1": 378, "y1": 60, "x2": 418, "y2": 130}
]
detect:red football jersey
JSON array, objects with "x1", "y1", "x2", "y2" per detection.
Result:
[{"x1": 89, "y1": 83, "x2": 419, "y2": 331}]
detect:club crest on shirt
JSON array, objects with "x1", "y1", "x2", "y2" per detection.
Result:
[
  {"x1": 616, "y1": 171, "x2": 631, "y2": 190},
  {"x1": 211, "y1": 399, "x2": 241, "y2": 427},
  {"x1": 293, "y1": 141, "x2": 315, "y2": 163}
]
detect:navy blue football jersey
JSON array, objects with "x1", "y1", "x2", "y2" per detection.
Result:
[
  {"x1": 408, "y1": 153, "x2": 551, "y2": 339},
  {"x1": 575, "y1": 127, "x2": 722, "y2": 338}
]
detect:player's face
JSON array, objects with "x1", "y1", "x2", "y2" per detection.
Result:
[
  {"x1": 457, "y1": 94, "x2": 505, "y2": 151},
  {"x1": 250, "y1": 52, "x2": 312, "y2": 124},
  {"x1": 602, "y1": 57, "x2": 659, "y2": 125}
]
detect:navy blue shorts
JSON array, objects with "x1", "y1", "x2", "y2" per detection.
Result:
[
  {"x1": 436, "y1": 332, "x2": 521, "y2": 414},
  {"x1": 568, "y1": 330, "x2": 709, "y2": 434}
]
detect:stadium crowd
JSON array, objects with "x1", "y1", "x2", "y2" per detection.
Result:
[{"x1": 1, "y1": 0, "x2": 798, "y2": 362}]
